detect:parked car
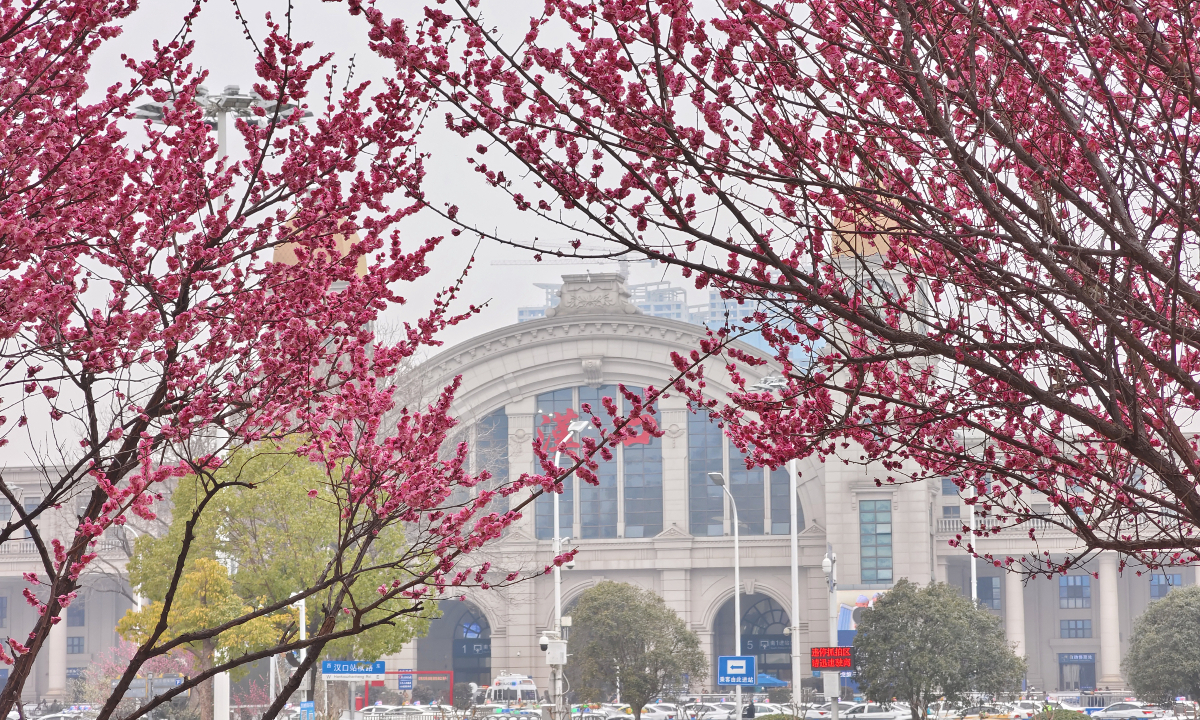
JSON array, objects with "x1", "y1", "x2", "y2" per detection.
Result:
[
  {"x1": 928, "y1": 702, "x2": 964, "y2": 719},
  {"x1": 1093, "y1": 704, "x2": 1165, "y2": 720},
  {"x1": 645, "y1": 704, "x2": 681, "y2": 719},
  {"x1": 821, "y1": 704, "x2": 860, "y2": 717},
  {"x1": 1006, "y1": 702, "x2": 1043, "y2": 720},
  {"x1": 684, "y1": 704, "x2": 736, "y2": 720},
  {"x1": 844, "y1": 704, "x2": 911, "y2": 720},
  {"x1": 636, "y1": 707, "x2": 676, "y2": 720}
]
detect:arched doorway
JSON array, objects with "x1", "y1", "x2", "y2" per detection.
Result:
[
  {"x1": 713, "y1": 593, "x2": 792, "y2": 687},
  {"x1": 416, "y1": 601, "x2": 492, "y2": 687}
]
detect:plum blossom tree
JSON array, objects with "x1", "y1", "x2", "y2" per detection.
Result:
[
  {"x1": 0, "y1": 1, "x2": 581, "y2": 718},
  {"x1": 359, "y1": 0, "x2": 1200, "y2": 576}
]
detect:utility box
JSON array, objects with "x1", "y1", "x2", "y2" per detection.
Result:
[
  {"x1": 822, "y1": 671, "x2": 840, "y2": 700},
  {"x1": 546, "y1": 639, "x2": 568, "y2": 665}
]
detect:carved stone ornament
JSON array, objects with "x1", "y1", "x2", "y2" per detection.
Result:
[
  {"x1": 544, "y1": 272, "x2": 642, "y2": 318},
  {"x1": 581, "y1": 356, "x2": 604, "y2": 388}
]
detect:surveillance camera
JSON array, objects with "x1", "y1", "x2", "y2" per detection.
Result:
[
  {"x1": 539, "y1": 634, "x2": 550, "y2": 651},
  {"x1": 565, "y1": 557, "x2": 576, "y2": 570}
]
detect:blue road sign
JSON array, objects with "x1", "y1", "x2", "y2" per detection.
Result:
[
  {"x1": 321, "y1": 660, "x2": 386, "y2": 680},
  {"x1": 398, "y1": 669, "x2": 414, "y2": 690},
  {"x1": 717, "y1": 656, "x2": 757, "y2": 686},
  {"x1": 301, "y1": 701, "x2": 316, "y2": 720}
]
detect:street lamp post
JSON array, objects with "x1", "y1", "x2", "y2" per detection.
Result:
[
  {"x1": 708, "y1": 472, "x2": 742, "y2": 718},
  {"x1": 787, "y1": 458, "x2": 801, "y2": 705},
  {"x1": 821, "y1": 547, "x2": 838, "y2": 720},
  {"x1": 749, "y1": 376, "x2": 802, "y2": 705},
  {"x1": 551, "y1": 420, "x2": 590, "y2": 717}
]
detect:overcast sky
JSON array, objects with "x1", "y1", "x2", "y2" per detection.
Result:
[{"x1": 1, "y1": 0, "x2": 705, "y2": 466}]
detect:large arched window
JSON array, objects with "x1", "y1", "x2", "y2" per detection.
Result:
[{"x1": 534, "y1": 386, "x2": 663, "y2": 540}]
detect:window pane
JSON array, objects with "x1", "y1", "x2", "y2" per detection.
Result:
[
  {"x1": 729, "y1": 454, "x2": 765, "y2": 536},
  {"x1": 624, "y1": 435, "x2": 663, "y2": 539},
  {"x1": 535, "y1": 389, "x2": 575, "y2": 540},
  {"x1": 578, "y1": 386, "x2": 619, "y2": 539},
  {"x1": 769, "y1": 468, "x2": 802, "y2": 534},
  {"x1": 689, "y1": 409, "x2": 725, "y2": 536},
  {"x1": 67, "y1": 596, "x2": 85, "y2": 627},
  {"x1": 860, "y1": 499, "x2": 893, "y2": 583}
]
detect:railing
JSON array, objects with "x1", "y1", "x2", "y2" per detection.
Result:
[
  {"x1": 0, "y1": 539, "x2": 36, "y2": 554},
  {"x1": 0, "y1": 535, "x2": 125, "y2": 556},
  {"x1": 936, "y1": 518, "x2": 966, "y2": 534},
  {"x1": 935, "y1": 517, "x2": 1069, "y2": 535}
]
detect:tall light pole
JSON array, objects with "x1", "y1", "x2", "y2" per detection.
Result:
[
  {"x1": 708, "y1": 472, "x2": 742, "y2": 717},
  {"x1": 749, "y1": 376, "x2": 802, "y2": 705},
  {"x1": 133, "y1": 84, "x2": 310, "y2": 158},
  {"x1": 787, "y1": 458, "x2": 801, "y2": 704},
  {"x1": 821, "y1": 547, "x2": 838, "y2": 720},
  {"x1": 552, "y1": 420, "x2": 590, "y2": 717}
]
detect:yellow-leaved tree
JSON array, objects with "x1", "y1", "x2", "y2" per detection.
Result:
[
  {"x1": 120, "y1": 444, "x2": 434, "y2": 720},
  {"x1": 118, "y1": 558, "x2": 290, "y2": 719}
]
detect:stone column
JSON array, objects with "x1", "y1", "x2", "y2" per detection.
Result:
[
  {"x1": 696, "y1": 629, "x2": 715, "y2": 693},
  {"x1": 1004, "y1": 572, "x2": 1026, "y2": 658},
  {"x1": 46, "y1": 618, "x2": 67, "y2": 699},
  {"x1": 506, "y1": 399, "x2": 536, "y2": 537},
  {"x1": 660, "y1": 401, "x2": 689, "y2": 531},
  {"x1": 1098, "y1": 551, "x2": 1123, "y2": 687}
]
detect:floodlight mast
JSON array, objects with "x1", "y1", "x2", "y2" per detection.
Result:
[
  {"x1": 132, "y1": 84, "x2": 311, "y2": 157},
  {"x1": 131, "y1": 84, "x2": 310, "y2": 720}
]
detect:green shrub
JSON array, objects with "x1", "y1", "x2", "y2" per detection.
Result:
[{"x1": 1034, "y1": 710, "x2": 1089, "y2": 720}]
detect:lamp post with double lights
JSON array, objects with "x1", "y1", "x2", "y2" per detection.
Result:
[
  {"x1": 708, "y1": 472, "x2": 743, "y2": 718},
  {"x1": 547, "y1": 419, "x2": 590, "y2": 718},
  {"x1": 748, "y1": 375, "x2": 803, "y2": 702}
]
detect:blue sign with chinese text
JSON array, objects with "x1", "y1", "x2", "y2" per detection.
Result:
[{"x1": 717, "y1": 656, "x2": 757, "y2": 686}]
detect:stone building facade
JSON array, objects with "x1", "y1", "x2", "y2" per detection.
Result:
[
  {"x1": 3, "y1": 271, "x2": 1193, "y2": 701},
  {"x1": 0, "y1": 466, "x2": 135, "y2": 701},
  {"x1": 387, "y1": 271, "x2": 1194, "y2": 698}
]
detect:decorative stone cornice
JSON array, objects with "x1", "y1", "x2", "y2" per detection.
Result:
[{"x1": 422, "y1": 309, "x2": 774, "y2": 403}]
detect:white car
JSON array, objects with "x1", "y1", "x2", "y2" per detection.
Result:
[
  {"x1": 822, "y1": 704, "x2": 860, "y2": 717},
  {"x1": 637, "y1": 707, "x2": 676, "y2": 720},
  {"x1": 646, "y1": 705, "x2": 681, "y2": 720},
  {"x1": 1092, "y1": 704, "x2": 1164, "y2": 720},
  {"x1": 1006, "y1": 702, "x2": 1042, "y2": 720},
  {"x1": 844, "y1": 704, "x2": 912, "y2": 720},
  {"x1": 685, "y1": 704, "x2": 736, "y2": 720}
]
